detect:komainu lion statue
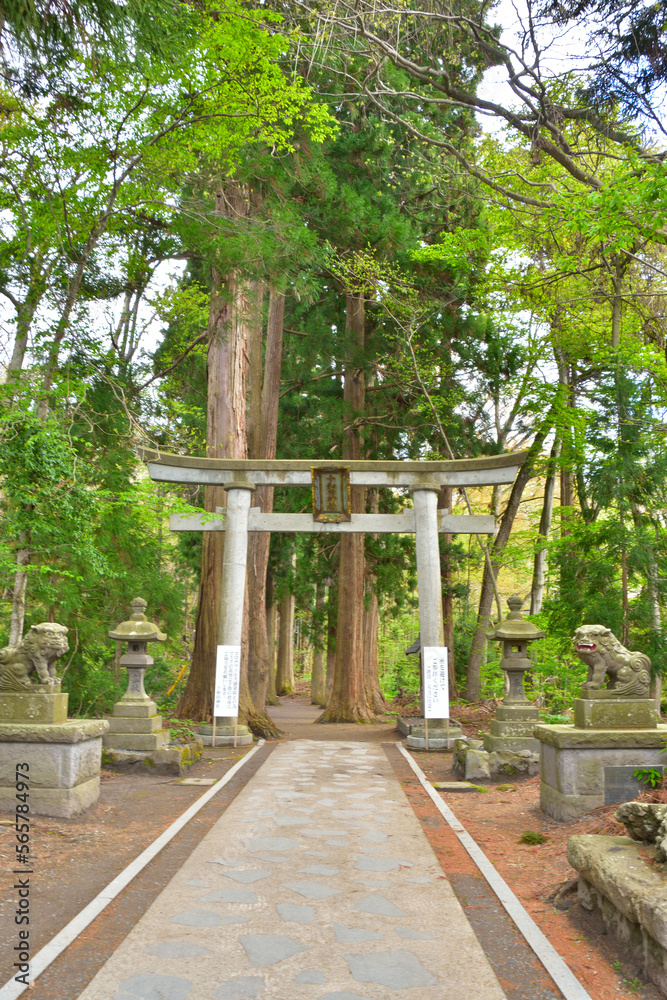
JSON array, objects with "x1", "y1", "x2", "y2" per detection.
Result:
[
  {"x1": 573, "y1": 624, "x2": 651, "y2": 698},
  {"x1": 0, "y1": 623, "x2": 69, "y2": 693}
]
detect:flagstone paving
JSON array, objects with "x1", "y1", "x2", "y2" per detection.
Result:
[{"x1": 75, "y1": 741, "x2": 507, "y2": 999}]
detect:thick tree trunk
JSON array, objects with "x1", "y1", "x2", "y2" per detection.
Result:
[
  {"x1": 530, "y1": 438, "x2": 561, "y2": 615},
  {"x1": 311, "y1": 583, "x2": 326, "y2": 704},
  {"x1": 265, "y1": 565, "x2": 279, "y2": 706},
  {"x1": 276, "y1": 588, "x2": 295, "y2": 695},
  {"x1": 465, "y1": 416, "x2": 555, "y2": 701},
  {"x1": 178, "y1": 185, "x2": 251, "y2": 720},
  {"x1": 320, "y1": 292, "x2": 375, "y2": 722},
  {"x1": 363, "y1": 587, "x2": 386, "y2": 713},
  {"x1": 438, "y1": 486, "x2": 458, "y2": 701},
  {"x1": 245, "y1": 287, "x2": 285, "y2": 733},
  {"x1": 324, "y1": 584, "x2": 337, "y2": 704},
  {"x1": 362, "y1": 489, "x2": 386, "y2": 713},
  {"x1": 8, "y1": 536, "x2": 30, "y2": 646}
]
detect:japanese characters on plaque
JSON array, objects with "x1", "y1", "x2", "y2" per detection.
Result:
[
  {"x1": 311, "y1": 466, "x2": 351, "y2": 523},
  {"x1": 422, "y1": 646, "x2": 449, "y2": 719},
  {"x1": 214, "y1": 645, "x2": 241, "y2": 716}
]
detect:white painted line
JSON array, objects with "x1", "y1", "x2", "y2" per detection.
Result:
[
  {"x1": 0, "y1": 740, "x2": 265, "y2": 1000},
  {"x1": 398, "y1": 743, "x2": 593, "y2": 1000}
]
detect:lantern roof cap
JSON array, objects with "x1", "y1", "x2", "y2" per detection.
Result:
[
  {"x1": 487, "y1": 595, "x2": 545, "y2": 641},
  {"x1": 108, "y1": 597, "x2": 167, "y2": 643}
]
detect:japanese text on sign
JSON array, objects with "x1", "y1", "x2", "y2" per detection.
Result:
[
  {"x1": 423, "y1": 647, "x2": 449, "y2": 719},
  {"x1": 214, "y1": 646, "x2": 241, "y2": 716}
]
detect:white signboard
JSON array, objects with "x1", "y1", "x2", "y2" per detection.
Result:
[
  {"x1": 214, "y1": 645, "x2": 241, "y2": 716},
  {"x1": 423, "y1": 646, "x2": 449, "y2": 719}
]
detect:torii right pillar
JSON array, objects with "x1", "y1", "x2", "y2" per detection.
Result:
[{"x1": 407, "y1": 482, "x2": 462, "y2": 750}]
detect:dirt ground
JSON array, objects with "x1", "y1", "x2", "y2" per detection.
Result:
[{"x1": 1, "y1": 694, "x2": 664, "y2": 999}]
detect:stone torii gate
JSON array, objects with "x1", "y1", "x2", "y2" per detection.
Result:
[{"x1": 140, "y1": 449, "x2": 527, "y2": 746}]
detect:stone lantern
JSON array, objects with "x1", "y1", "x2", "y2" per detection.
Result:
[
  {"x1": 483, "y1": 595, "x2": 544, "y2": 754},
  {"x1": 103, "y1": 598, "x2": 169, "y2": 754}
]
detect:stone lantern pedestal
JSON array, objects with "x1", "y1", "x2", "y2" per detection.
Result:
[
  {"x1": 483, "y1": 596, "x2": 543, "y2": 755},
  {"x1": 104, "y1": 599, "x2": 169, "y2": 755},
  {"x1": 103, "y1": 599, "x2": 203, "y2": 774}
]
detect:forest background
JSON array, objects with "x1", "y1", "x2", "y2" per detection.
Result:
[{"x1": 1, "y1": 0, "x2": 667, "y2": 732}]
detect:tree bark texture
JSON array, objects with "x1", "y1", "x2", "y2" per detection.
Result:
[
  {"x1": 266, "y1": 598, "x2": 279, "y2": 705},
  {"x1": 245, "y1": 287, "x2": 286, "y2": 733},
  {"x1": 320, "y1": 292, "x2": 376, "y2": 722},
  {"x1": 465, "y1": 414, "x2": 555, "y2": 701},
  {"x1": 311, "y1": 583, "x2": 326, "y2": 704},
  {"x1": 277, "y1": 588, "x2": 295, "y2": 695},
  {"x1": 8, "y1": 536, "x2": 30, "y2": 646},
  {"x1": 178, "y1": 185, "x2": 251, "y2": 720},
  {"x1": 530, "y1": 438, "x2": 561, "y2": 615},
  {"x1": 325, "y1": 584, "x2": 337, "y2": 704}
]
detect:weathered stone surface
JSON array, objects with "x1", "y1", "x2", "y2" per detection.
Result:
[
  {"x1": 487, "y1": 749, "x2": 539, "y2": 776},
  {"x1": 495, "y1": 704, "x2": 540, "y2": 722},
  {"x1": 540, "y1": 781, "x2": 603, "y2": 822},
  {"x1": 484, "y1": 732, "x2": 541, "y2": 757},
  {"x1": 454, "y1": 739, "x2": 538, "y2": 780},
  {"x1": 0, "y1": 691, "x2": 68, "y2": 724},
  {"x1": 463, "y1": 749, "x2": 492, "y2": 780},
  {"x1": 537, "y1": 723, "x2": 667, "y2": 820},
  {"x1": 0, "y1": 737, "x2": 102, "y2": 788},
  {"x1": 0, "y1": 775, "x2": 101, "y2": 817},
  {"x1": 105, "y1": 715, "x2": 163, "y2": 734},
  {"x1": 567, "y1": 834, "x2": 667, "y2": 979},
  {"x1": 398, "y1": 716, "x2": 462, "y2": 742},
  {"x1": 112, "y1": 700, "x2": 158, "y2": 718},
  {"x1": 615, "y1": 802, "x2": 667, "y2": 843},
  {"x1": 101, "y1": 740, "x2": 203, "y2": 776},
  {"x1": 0, "y1": 718, "x2": 109, "y2": 743},
  {"x1": 573, "y1": 624, "x2": 652, "y2": 699},
  {"x1": 0, "y1": 622, "x2": 68, "y2": 691},
  {"x1": 574, "y1": 698, "x2": 659, "y2": 730},
  {"x1": 534, "y1": 724, "x2": 667, "y2": 750},
  {"x1": 102, "y1": 731, "x2": 169, "y2": 752}
]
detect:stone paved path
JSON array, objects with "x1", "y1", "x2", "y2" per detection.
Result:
[{"x1": 76, "y1": 741, "x2": 507, "y2": 1000}]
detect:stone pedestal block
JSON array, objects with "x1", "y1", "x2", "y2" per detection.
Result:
[
  {"x1": 103, "y1": 728, "x2": 169, "y2": 752},
  {"x1": 0, "y1": 719, "x2": 108, "y2": 818},
  {"x1": 0, "y1": 691, "x2": 68, "y2": 725},
  {"x1": 104, "y1": 695, "x2": 169, "y2": 753},
  {"x1": 573, "y1": 698, "x2": 659, "y2": 730},
  {"x1": 112, "y1": 699, "x2": 158, "y2": 718},
  {"x1": 198, "y1": 724, "x2": 253, "y2": 747},
  {"x1": 102, "y1": 739, "x2": 204, "y2": 776},
  {"x1": 397, "y1": 716, "x2": 463, "y2": 750},
  {"x1": 535, "y1": 723, "x2": 667, "y2": 821},
  {"x1": 484, "y1": 704, "x2": 541, "y2": 754}
]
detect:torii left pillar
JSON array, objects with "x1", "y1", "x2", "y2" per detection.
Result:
[
  {"x1": 198, "y1": 481, "x2": 253, "y2": 747},
  {"x1": 407, "y1": 483, "x2": 461, "y2": 749}
]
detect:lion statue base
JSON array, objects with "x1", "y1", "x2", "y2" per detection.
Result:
[
  {"x1": 0, "y1": 624, "x2": 69, "y2": 693},
  {"x1": 573, "y1": 624, "x2": 651, "y2": 699}
]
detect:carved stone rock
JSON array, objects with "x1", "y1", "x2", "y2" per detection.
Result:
[
  {"x1": 573, "y1": 624, "x2": 651, "y2": 699},
  {"x1": 0, "y1": 623, "x2": 69, "y2": 692}
]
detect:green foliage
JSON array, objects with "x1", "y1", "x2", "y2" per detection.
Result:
[
  {"x1": 519, "y1": 831, "x2": 548, "y2": 845},
  {"x1": 378, "y1": 606, "x2": 420, "y2": 703},
  {"x1": 633, "y1": 767, "x2": 663, "y2": 789}
]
